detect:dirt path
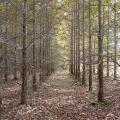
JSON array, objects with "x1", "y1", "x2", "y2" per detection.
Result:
[{"x1": 45, "y1": 70, "x2": 74, "y2": 88}]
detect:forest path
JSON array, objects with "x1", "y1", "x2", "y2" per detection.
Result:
[
  {"x1": 26, "y1": 70, "x2": 98, "y2": 120},
  {"x1": 27, "y1": 70, "x2": 120, "y2": 120},
  {"x1": 45, "y1": 70, "x2": 74, "y2": 89}
]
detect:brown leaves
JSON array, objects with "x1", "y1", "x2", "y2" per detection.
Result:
[{"x1": 1, "y1": 71, "x2": 120, "y2": 120}]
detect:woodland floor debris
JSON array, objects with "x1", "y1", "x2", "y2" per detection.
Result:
[{"x1": 1, "y1": 71, "x2": 120, "y2": 120}]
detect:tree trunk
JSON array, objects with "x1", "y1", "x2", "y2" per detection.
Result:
[
  {"x1": 4, "y1": 0, "x2": 8, "y2": 82},
  {"x1": 107, "y1": 3, "x2": 110, "y2": 77},
  {"x1": 88, "y1": 0, "x2": 92, "y2": 91},
  {"x1": 14, "y1": 5, "x2": 18, "y2": 80},
  {"x1": 21, "y1": 0, "x2": 27, "y2": 105},
  {"x1": 114, "y1": 0, "x2": 117, "y2": 80},
  {"x1": 98, "y1": 0, "x2": 104, "y2": 102},
  {"x1": 77, "y1": 0, "x2": 81, "y2": 82},
  {"x1": 82, "y1": 0, "x2": 86, "y2": 85},
  {"x1": 32, "y1": 0, "x2": 37, "y2": 91}
]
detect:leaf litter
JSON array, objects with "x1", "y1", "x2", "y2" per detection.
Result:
[{"x1": 1, "y1": 70, "x2": 120, "y2": 120}]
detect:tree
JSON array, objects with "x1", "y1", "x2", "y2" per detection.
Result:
[
  {"x1": 32, "y1": 0, "x2": 37, "y2": 91},
  {"x1": 70, "y1": 3, "x2": 74, "y2": 74},
  {"x1": 39, "y1": 2, "x2": 42, "y2": 84},
  {"x1": 76, "y1": 0, "x2": 81, "y2": 81},
  {"x1": 13, "y1": 2, "x2": 18, "y2": 80},
  {"x1": 88, "y1": 0, "x2": 92, "y2": 91},
  {"x1": 98, "y1": 0, "x2": 104, "y2": 102},
  {"x1": 114, "y1": 0, "x2": 117, "y2": 80},
  {"x1": 82, "y1": 0, "x2": 86, "y2": 85},
  {"x1": 107, "y1": 3, "x2": 110, "y2": 77},
  {"x1": 4, "y1": 0, "x2": 8, "y2": 82},
  {"x1": 21, "y1": 0, "x2": 27, "y2": 105}
]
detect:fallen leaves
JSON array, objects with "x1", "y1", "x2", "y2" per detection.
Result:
[{"x1": 1, "y1": 71, "x2": 120, "y2": 120}]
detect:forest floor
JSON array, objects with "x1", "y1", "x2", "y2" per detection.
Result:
[{"x1": 1, "y1": 70, "x2": 120, "y2": 120}]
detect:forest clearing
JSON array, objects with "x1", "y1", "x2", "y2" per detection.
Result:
[{"x1": 0, "y1": 0, "x2": 120, "y2": 119}]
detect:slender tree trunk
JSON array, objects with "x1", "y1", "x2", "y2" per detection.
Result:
[
  {"x1": 98, "y1": 0, "x2": 104, "y2": 102},
  {"x1": 73, "y1": 1, "x2": 76, "y2": 75},
  {"x1": 41, "y1": 0, "x2": 44, "y2": 81},
  {"x1": 75, "y1": 0, "x2": 78, "y2": 78},
  {"x1": 4, "y1": 0, "x2": 8, "y2": 82},
  {"x1": 32, "y1": 0, "x2": 37, "y2": 91},
  {"x1": 39, "y1": 6, "x2": 42, "y2": 84},
  {"x1": 49, "y1": 10, "x2": 53, "y2": 74},
  {"x1": 43, "y1": 0, "x2": 46, "y2": 81},
  {"x1": 21, "y1": 0, "x2": 27, "y2": 105},
  {"x1": 70, "y1": 3, "x2": 74, "y2": 74},
  {"x1": 114, "y1": 0, "x2": 117, "y2": 80},
  {"x1": 74, "y1": 0, "x2": 77, "y2": 77},
  {"x1": 77, "y1": 0, "x2": 81, "y2": 81},
  {"x1": 45, "y1": 0, "x2": 49, "y2": 77},
  {"x1": 82, "y1": 0, "x2": 86, "y2": 85},
  {"x1": 88, "y1": 0, "x2": 92, "y2": 91},
  {"x1": 93, "y1": 37, "x2": 96, "y2": 74},
  {"x1": 14, "y1": 5, "x2": 18, "y2": 80},
  {"x1": 107, "y1": 3, "x2": 110, "y2": 77}
]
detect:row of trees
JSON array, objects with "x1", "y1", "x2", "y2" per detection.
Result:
[
  {"x1": 69, "y1": 0, "x2": 120, "y2": 102},
  {"x1": 0, "y1": 0, "x2": 55, "y2": 104}
]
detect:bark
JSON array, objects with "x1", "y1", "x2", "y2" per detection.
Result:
[
  {"x1": 107, "y1": 3, "x2": 110, "y2": 77},
  {"x1": 4, "y1": 0, "x2": 8, "y2": 82},
  {"x1": 73, "y1": 1, "x2": 76, "y2": 75},
  {"x1": 77, "y1": 0, "x2": 81, "y2": 81},
  {"x1": 39, "y1": 6, "x2": 42, "y2": 84},
  {"x1": 32, "y1": 0, "x2": 37, "y2": 91},
  {"x1": 88, "y1": 0, "x2": 92, "y2": 91},
  {"x1": 114, "y1": 1, "x2": 117, "y2": 80},
  {"x1": 82, "y1": 0, "x2": 86, "y2": 85},
  {"x1": 21, "y1": 0, "x2": 27, "y2": 105},
  {"x1": 98, "y1": 0, "x2": 104, "y2": 102},
  {"x1": 70, "y1": 2, "x2": 74, "y2": 74},
  {"x1": 75, "y1": 0, "x2": 78, "y2": 78},
  {"x1": 14, "y1": 5, "x2": 18, "y2": 80}
]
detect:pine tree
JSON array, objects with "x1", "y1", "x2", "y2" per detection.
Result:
[
  {"x1": 98, "y1": 0, "x2": 104, "y2": 102},
  {"x1": 21, "y1": 0, "x2": 27, "y2": 105}
]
